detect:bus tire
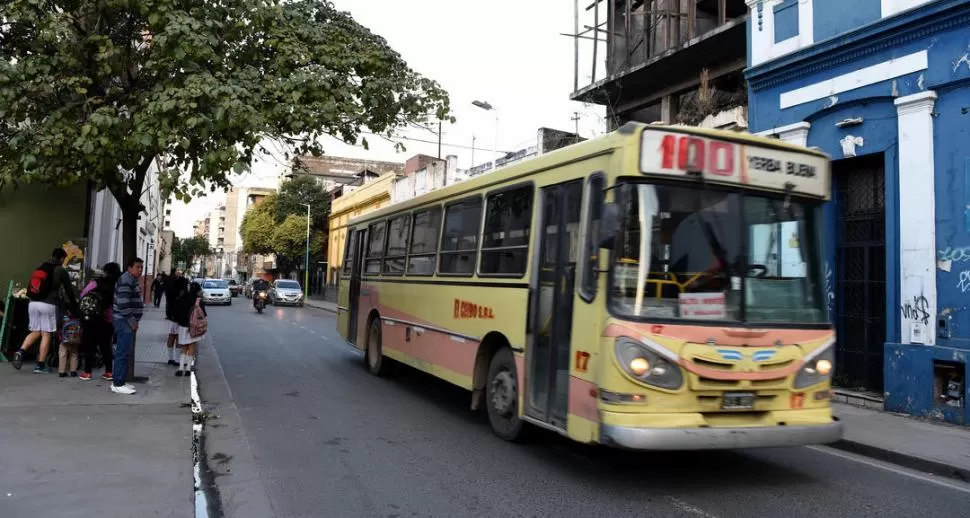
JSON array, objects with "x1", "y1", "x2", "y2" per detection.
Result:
[
  {"x1": 485, "y1": 347, "x2": 528, "y2": 442},
  {"x1": 365, "y1": 317, "x2": 392, "y2": 377}
]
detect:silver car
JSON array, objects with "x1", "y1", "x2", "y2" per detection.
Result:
[
  {"x1": 201, "y1": 279, "x2": 232, "y2": 306},
  {"x1": 269, "y1": 279, "x2": 304, "y2": 307}
]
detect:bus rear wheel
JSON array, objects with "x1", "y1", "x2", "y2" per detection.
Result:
[
  {"x1": 486, "y1": 347, "x2": 528, "y2": 442},
  {"x1": 366, "y1": 317, "x2": 392, "y2": 376}
]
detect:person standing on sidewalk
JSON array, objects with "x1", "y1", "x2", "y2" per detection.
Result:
[
  {"x1": 12, "y1": 248, "x2": 79, "y2": 373},
  {"x1": 173, "y1": 281, "x2": 206, "y2": 377},
  {"x1": 111, "y1": 258, "x2": 144, "y2": 395},
  {"x1": 151, "y1": 272, "x2": 167, "y2": 308},
  {"x1": 78, "y1": 262, "x2": 121, "y2": 381},
  {"x1": 165, "y1": 270, "x2": 187, "y2": 366}
]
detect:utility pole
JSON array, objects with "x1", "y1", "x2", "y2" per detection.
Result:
[
  {"x1": 571, "y1": 112, "x2": 581, "y2": 136},
  {"x1": 437, "y1": 120, "x2": 442, "y2": 159},
  {"x1": 471, "y1": 135, "x2": 476, "y2": 168}
]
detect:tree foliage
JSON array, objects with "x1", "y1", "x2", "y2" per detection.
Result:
[
  {"x1": 240, "y1": 194, "x2": 278, "y2": 255},
  {"x1": 275, "y1": 175, "x2": 331, "y2": 230},
  {"x1": 271, "y1": 214, "x2": 325, "y2": 274},
  {"x1": 0, "y1": 0, "x2": 452, "y2": 262},
  {"x1": 171, "y1": 235, "x2": 212, "y2": 269}
]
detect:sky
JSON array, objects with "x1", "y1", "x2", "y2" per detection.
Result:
[{"x1": 169, "y1": 0, "x2": 605, "y2": 237}]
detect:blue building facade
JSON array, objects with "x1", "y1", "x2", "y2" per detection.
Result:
[{"x1": 745, "y1": 0, "x2": 970, "y2": 424}]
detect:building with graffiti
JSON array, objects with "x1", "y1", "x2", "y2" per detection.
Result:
[{"x1": 745, "y1": 0, "x2": 970, "y2": 424}]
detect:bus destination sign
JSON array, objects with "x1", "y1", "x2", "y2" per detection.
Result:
[{"x1": 640, "y1": 130, "x2": 830, "y2": 199}]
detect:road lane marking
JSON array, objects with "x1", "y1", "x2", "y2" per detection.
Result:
[
  {"x1": 808, "y1": 446, "x2": 970, "y2": 495},
  {"x1": 666, "y1": 497, "x2": 720, "y2": 518}
]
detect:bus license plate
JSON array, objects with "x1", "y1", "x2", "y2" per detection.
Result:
[{"x1": 721, "y1": 392, "x2": 755, "y2": 410}]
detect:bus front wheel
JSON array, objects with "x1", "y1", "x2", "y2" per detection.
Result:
[
  {"x1": 366, "y1": 318, "x2": 392, "y2": 377},
  {"x1": 486, "y1": 348, "x2": 528, "y2": 442}
]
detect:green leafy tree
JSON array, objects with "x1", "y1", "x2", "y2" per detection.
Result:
[
  {"x1": 271, "y1": 214, "x2": 324, "y2": 275},
  {"x1": 275, "y1": 175, "x2": 331, "y2": 230},
  {"x1": 171, "y1": 236, "x2": 213, "y2": 270},
  {"x1": 0, "y1": 0, "x2": 452, "y2": 263},
  {"x1": 240, "y1": 194, "x2": 278, "y2": 255}
]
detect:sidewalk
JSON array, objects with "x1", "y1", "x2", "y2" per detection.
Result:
[
  {"x1": 305, "y1": 296, "x2": 338, "y2": 314},
  {"x1": 832, "y1": 402, "x2": 970, "y2": 481},
  {"x1": 0, "y1": 308, "x2": 193, "y2": 517}
]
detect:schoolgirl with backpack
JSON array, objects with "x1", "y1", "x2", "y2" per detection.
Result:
[
  {"x1": 77, "y1": 262, "x2": 122, "y2": 381},
  {"x1": 173, "y1": 281, "x2": 207, "y2": 377}
]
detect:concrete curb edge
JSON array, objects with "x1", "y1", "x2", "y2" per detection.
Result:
[
  {"x1": 305, "y1": 302, "x2": 337, "y2": 314},
  {"x1": 830, "y1": 439, "x2": 970, "y2": 483}
]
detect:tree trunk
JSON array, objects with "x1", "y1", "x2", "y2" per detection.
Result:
[{"x1": 121, "y1": 202, "x2": 140, "y2": 266}]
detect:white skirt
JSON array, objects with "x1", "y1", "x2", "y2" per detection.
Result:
[
  {"x1": 177, "y1": 326, "x2": 205, "y2": 345},
  {"x1": 168, "y1": 321, "x2": 181, "y2": 335}
]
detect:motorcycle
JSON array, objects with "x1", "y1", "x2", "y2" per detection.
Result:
[{"x1": 255, "y1": 291, "x2": 267, "y2": 314}]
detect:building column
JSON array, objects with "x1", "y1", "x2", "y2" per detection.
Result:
[{"x1": 895, "y1": 91, "x2": 937, "y2": 345}]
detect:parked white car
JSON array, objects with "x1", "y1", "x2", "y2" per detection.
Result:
[{"x1": 201, "y1": 279, "x2": 232, "y2": 306}]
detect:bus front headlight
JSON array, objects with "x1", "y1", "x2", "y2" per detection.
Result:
[
  {"x1": 794, "y1": 343, "x2": 836, "y2": 389},
  {"x1": 615, "y1": 338, "x2": 683, "y2": 390}
]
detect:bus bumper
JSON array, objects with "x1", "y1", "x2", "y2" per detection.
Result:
[{"x1": 600, "y1": 418, "x2": 843, "y2": 450}]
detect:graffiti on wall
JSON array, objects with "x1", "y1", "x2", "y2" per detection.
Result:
[
  {"x1": 938, "y1": 246, "x2": 970, "y2": 263},
  {"x1": 958, "y1": 270, "x2": 970, "y2": 293},
  {"x1": 824, "y1": 263, "x2": 835, "y2": 314},
  {"x1": 900, "y1": 294, "x2": 931, "y2": 325}
]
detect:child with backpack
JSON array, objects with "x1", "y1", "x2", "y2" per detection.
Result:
[
  {"x1": 77, "y1": 263, "x2": 122, "y2": 381},
  {"x1": 173, "y1": 281, "x2": 207, "y2": 377}
]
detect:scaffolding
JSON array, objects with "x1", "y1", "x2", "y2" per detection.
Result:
[{"x1": 567, "y1": 0, "x2": 746, "y2": 94}]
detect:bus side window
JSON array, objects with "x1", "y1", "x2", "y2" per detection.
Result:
[
  {"x1": 440, "y1": 196, "x2": 483, "y2": 276},
  {"x1": 407, "y1": 206, "x2": 442, "y2": 275},
  {"x1": 383, "y1": 214, "x2": 411, "y2": 275},
  {"x1": 343, "y1": 230, "x2": 358, "y2": 275},
  {"x1": 365, "y1": 221, "x2": 387, "y2": 274},
  {"x1": 579, "y1": 174, "x2": 605, "y2": 301},
  {"x1": 480, "y1": 184, "x2": 533, "y2": 276}
]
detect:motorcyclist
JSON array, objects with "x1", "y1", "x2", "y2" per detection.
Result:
[{"x1": 252, "y1": 277, "x2": 270, "y2": 308}]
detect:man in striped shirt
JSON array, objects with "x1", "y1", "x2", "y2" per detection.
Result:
[{"x1": 111, "y1": 257, "x2": 145, "y2": 395}]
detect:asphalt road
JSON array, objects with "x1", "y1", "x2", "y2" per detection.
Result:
[{"x1": 201, "y1": 300, "x2": 970, "y2": 518}]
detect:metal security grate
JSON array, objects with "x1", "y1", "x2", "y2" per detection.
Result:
[{"x1": 833, "y1": 155, "x2": 886, "y2": 392}]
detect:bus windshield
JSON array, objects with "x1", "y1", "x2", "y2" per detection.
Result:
[{"x1": 609, "y1": 182, "x2": 826, "y2": 325}]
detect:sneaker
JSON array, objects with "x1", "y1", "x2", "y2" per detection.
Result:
[
  {"x1": 175, "y1": 370, "x2": 184, "y2": 377},
  {"x1": 168, "y1": 360, "x2": 178, "y2": 366},
  {"x1": 110, "y1": 384, "x2": 136, "y2": 395},
  {"x1": 69, "y1": 371, "x2": 78, "y2": 378},
  {"x1": 33, "y1": 364, "x2": 46, "y2": 374},
  {"x1": 58, "y1": 372, "x2": 67, "y2": 378},
  {"x1": 79, "y1": 372, "x2": 92, "y2": 381},
  {"x1": 12, "y1": 350, "x2": 23, "y2": 370},
  {"x1": 101, "y1": 372, "x2": 113, "y2": 381}
]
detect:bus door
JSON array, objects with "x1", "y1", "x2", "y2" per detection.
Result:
[
  {"x1": 528, "y1": 180, "x2": 583, "y2": 429},
  {"x1": 346, "y1": 228, "x2": 367, "y2": 346}
]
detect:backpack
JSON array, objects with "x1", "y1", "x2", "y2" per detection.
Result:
[
  {"x1": 78, "y1": 287, "x2": 103, "y2": 320},
  {"x1": 27, "y1": 263, "x2": 56, "y2": 301},
  {"x1": 189, "y1": 299, "x2": 208, "y2": 338},
  {"x1": 60, "y1": 314, "x2": 83, "y2": 345}
]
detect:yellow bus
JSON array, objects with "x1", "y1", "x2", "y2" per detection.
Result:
[{"x1": 337, "y1": 122, "x2": 843, "y2": 450}]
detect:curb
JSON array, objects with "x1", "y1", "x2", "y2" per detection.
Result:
[
  {"x1": 190, "y1": 371, "x2": 224, "y2": 518},
  {"x1": 305, "y1": 301, "x2": 337, "y2": 314},
  {"x1": 829, "y1": 439, "x2": 970, "y2": 483}
]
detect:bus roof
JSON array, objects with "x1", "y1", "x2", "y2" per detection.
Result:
[{"x1": 347, "y1": 122, "x2": 829, "y2": 227}]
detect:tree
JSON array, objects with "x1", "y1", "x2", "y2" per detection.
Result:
[
  {"x1": 275, "y1": 175, "x2": 331, "y2": 230},
  {"x1": 271, "y1": 214, "x2": 325, "y2": 275},
  {"x1": 240, "y1": 194, "x2": 278, "y2": 255},
  {"x1": 0, "y1": 0, "x2": 452, "y2": 264},
  {"x1": 171, "y1": 235, "x2": 213, "y2": 270}
]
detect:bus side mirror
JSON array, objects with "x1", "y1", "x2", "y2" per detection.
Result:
[{"x1": 599, "y1": 203, "x2": 620, "y2": 249}]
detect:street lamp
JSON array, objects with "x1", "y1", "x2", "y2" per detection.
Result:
[
  {"x1": 302, "y1": 203, "x2": 310, "y2": 299},
  {"x1": 472, "y1": 100, "x2": 498, "y2": 169}
]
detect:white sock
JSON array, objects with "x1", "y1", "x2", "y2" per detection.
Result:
[{"x1": 179, "y1": 353, "x2": 188, "y2": 371}]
